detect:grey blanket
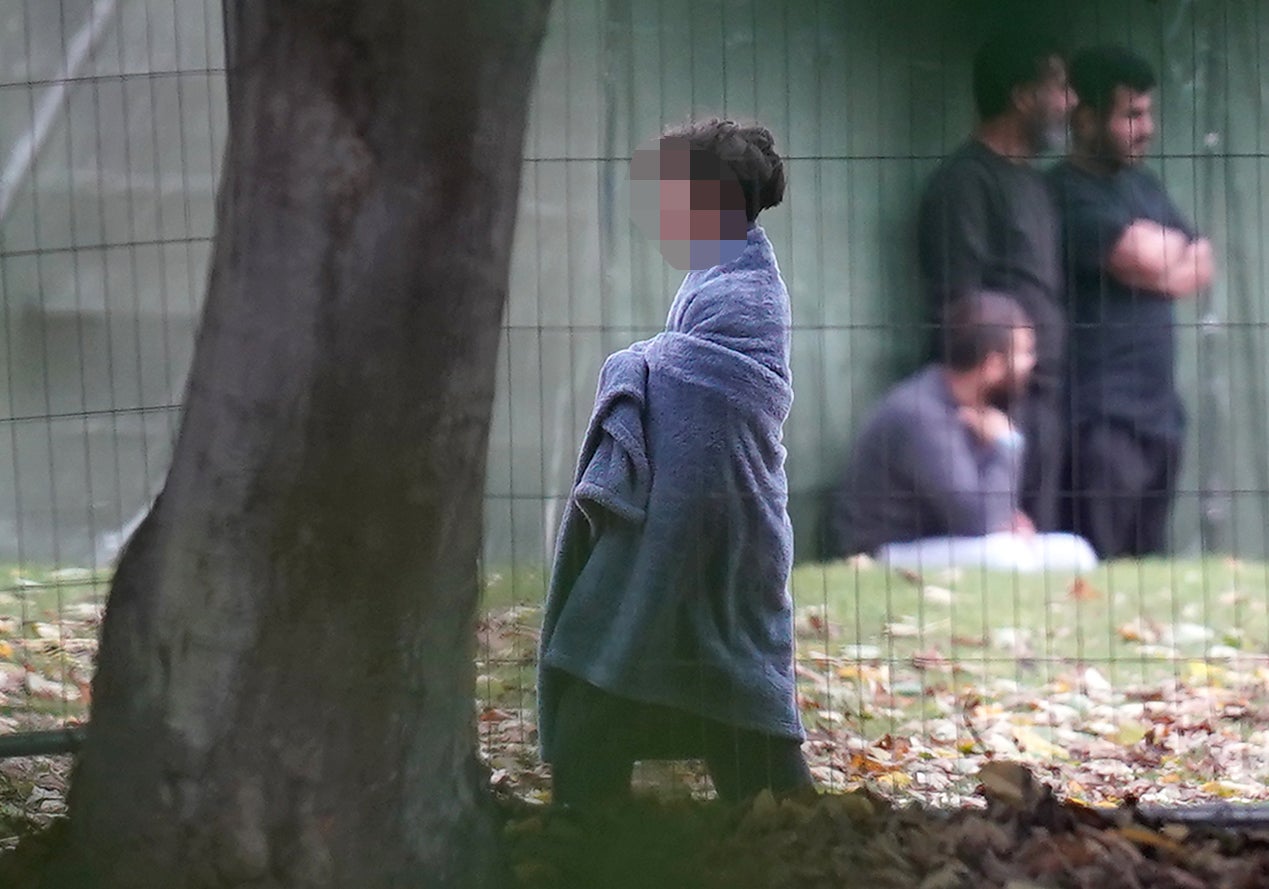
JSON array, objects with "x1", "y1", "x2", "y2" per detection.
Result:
[{"x1": 538, "y1": 225, "x2": 803, "y2": 760}]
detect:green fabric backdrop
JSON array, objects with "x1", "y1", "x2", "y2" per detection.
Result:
[
  {"x1": 486, "y1": 0, "x2": 1269, "y2": 567},
  {"x1": 0, "y1": 1, "x2": 1261, "y2": 568}
]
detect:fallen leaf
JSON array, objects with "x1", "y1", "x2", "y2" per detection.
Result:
[
  {"x1": 873, "y1": 771, "x2": 912, "y2": 791},
  {"x1": 1112, "y1": 825, "x2": 1187, "y2": 859},
  {"x1": 923, "y1": 585, "x2": 955, "y2": 605},
  {"x1": 1012, "y1": 726, "x2": 1070, "y2": 760},
  {"x1": 25, "y1": 673, "x2": 81, "y2": 702},
  {"x1": 1117, "y1": 617, "x2": 1159, "y2": 644},
  {"x1": 1068, "y1": 576, "x2": 1100, "y2": 601},
  {"x1": 1080, "y1": 667, "x2": 1113, "y2": 697},
  {"x1": 912, "y1": 648, "x2": 949, "y2": 670},
  {"x1": 918, "y1": 862, "x2": 970, "y2": 889},
  {"x1": 1186, "y1": 661, "x2": 1225, "y2": 686},
  {"x1": 977, "y1": 761, "x2": 1036, "y2": 810},
  {"x1": 1112, "y1": 722, "x2": 1150, "y2": 747}
]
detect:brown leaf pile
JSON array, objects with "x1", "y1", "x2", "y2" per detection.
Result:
[
  {"x1": 476, "y1": 600, "x2": 1269, "y2": 811},
  {"x1": 707, "y1": 763, "x2": 1269, "y2": 889},
  {"x1": 506, "y1": 764, "x2": 1269, "y2": 888},
  {"x1": 0, "y1": 575, "x2": 102, "y2": 849}
]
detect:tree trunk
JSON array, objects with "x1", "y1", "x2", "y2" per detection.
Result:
[{"x1": 54, "y1": 2, "x2": 551, "y2": 886}]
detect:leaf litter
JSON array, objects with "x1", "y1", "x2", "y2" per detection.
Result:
[
  {"x1": 3, "y1": 559, "x2": 1269, "y2": 883},
  {"x1": 503, "y1": 765, "x2": 1269, "y2": 888},
  {"x1": 477, "y1": 556, "x2": 1269, "y2": 866}
]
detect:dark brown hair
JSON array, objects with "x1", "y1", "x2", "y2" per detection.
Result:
[
  {"x1": 661, "y1": 119, "x2": 785, "y2": 222},
  {"x1": 973, "y1": 30, "x2": 1066, "y2": 120},
  {"x1": 1069, "y1": 45, "x2": 1157, "y2": 117},
  {"x1": 943, "y1": 291, "x2": 1032, "y2": 371}
]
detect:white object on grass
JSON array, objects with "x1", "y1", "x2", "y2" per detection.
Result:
[{"x1": 875, "y1": 531, "x2": 1097, "y2": 574}]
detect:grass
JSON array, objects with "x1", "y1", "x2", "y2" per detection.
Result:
[
  {"x1": 0, "y1": 555, "x2": 1265, "y2": 838},
  {"x1": 479, "y1": 557, "x2": 1269, "y2": 805},
  {"x1": 485, "y1": 556, "x2": 1269, "y2": 699},
  {"x1": 796, "y1": 557, "x2": 1268, "y2": 689},
  {"x1": 0, "y1": 565, "x2": 107, "y2": 847},
  {"x1": 13, "y1": 556, "x2": 1259, "y2": 733},
  {"x1": 0, "y1": 566, "x2": 108, "y2": 728}
]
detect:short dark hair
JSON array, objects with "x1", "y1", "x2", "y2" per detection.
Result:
[
  {"x1": 972, "y1": 31, "x2": 1066, "y2": 120},
  {"x1": 943, "y1": 292, "x2": 1032, "y2": 371},
  {"x1": 1068, "y1": 45, "x2": 1157, "y2": 116},
  {"x1": 661, "y1": 119, "x2": 785, "y2": 222}
]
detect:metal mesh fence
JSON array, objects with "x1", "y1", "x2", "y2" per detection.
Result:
[
  {"x1": 0, "y1": 0, "x2": 223, "y2": 838},
  {"x1": 0, "y1": 0, "x2": 1266, "y2": 841},
  {"x1": 481, "y1": 0, "x2": 1269, "y2": 809}
]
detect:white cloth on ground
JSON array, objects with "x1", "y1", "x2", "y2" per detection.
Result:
[{"x1": 875, "y1": 531, "x2": 1097, "y2": 574}]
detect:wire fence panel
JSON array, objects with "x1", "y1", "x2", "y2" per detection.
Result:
[
  {"x1": 0, "y1": 0, "x2": 1267, "y2": 845},
  {"x1": 0, "y1": 0, "x2": 222, "y2": 840},
  {"x1": 480, "y1": 0, "x2": 1269, "y2": 811}
]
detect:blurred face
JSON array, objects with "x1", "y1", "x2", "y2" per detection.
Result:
[
  {"x1": 1076, "y1": 85, "x2": 1155, "y2": 167},
  {"x1": 657, "y1": 178, "x2": 742, "y2": 241},
  {"x1": 1103, "y1": 86, "x2": 1154, "y2": 165},
  {"x1": 630, "y1": 137, "x2": 749, "y2": 270},
  {"x1": 984, "y1": 326, "x2": 1037, "y2": 400},
  {"x1": 1020, "y1": 56, "x2": 1074, "y2": 152}
]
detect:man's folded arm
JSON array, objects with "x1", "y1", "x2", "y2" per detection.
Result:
[{"x1": 1107, "y1": 220, "x2": 1213, "y2": 297}]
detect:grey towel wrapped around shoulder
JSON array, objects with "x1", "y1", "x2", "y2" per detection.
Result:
[{"x1": 538, "y1": 225, "x2": 803, "y2": 761}]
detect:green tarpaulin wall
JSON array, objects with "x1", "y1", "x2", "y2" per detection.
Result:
[
  {"x1": 0, "y1": 1, "x2": 1264, "y2": 567},
  {"x1": 487, "y1": 0, "x2": 1269, "y2": 568}
]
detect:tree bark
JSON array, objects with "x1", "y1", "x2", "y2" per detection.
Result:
[{"x1": 53, "y1": 2, "x2": 551, "y2": 886}]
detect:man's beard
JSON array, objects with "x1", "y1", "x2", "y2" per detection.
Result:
[
  {"x1": 1093, "y1": 129, "x2": 1144, "y2": 170},
  {"x1": 1028, "y1": 113, "x2": 1068, "y2": 155},
  {"x1": 1035, "y1": 119, "x2": 1069, "y2": 154},
  {"x1": 987, "y1": 378, "x2": 1027, "y2": 411},
  {"x1": 1124, "y1": 139, "x2": 1150, "y2": 165}
]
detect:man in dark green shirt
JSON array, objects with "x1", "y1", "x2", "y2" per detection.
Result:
[{"x1": 918, "y1": 31, "x2": 1074, "y2": 532}]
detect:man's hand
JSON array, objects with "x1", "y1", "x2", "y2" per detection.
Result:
[
  {"x1": 1010, "y1": 511, "x2": 1036, "y2": 537},
  {"x1": 1191, "y1": 236, "x2": 1215, "y2": 289},
  {"x1": 958, "y1": 405, "x2": 1015, "y2": 446},
  {"x1": 1108, "y1": 222, "x2": 1215, "y2": 297}
]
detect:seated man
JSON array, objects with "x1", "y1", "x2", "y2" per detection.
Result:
[{"x1": 829, "y1": 292, "x2": 1095, "y2": 573}]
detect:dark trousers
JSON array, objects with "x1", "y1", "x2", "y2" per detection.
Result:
[
  {"x1": 1015, "y1": 384, "x2": 1066, "y2": 532},
  {"x1": 549, "y1": 677, "x2": 813, "y2": 807},
  {"x1": 1071, "y1": 421, "x2": 1181, "y2": 559}
]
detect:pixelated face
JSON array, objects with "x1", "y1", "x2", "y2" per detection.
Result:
[
  {"x1": 630, "y1": 135, "x2": 749, "y2": 270},
  {"x1": 1100, "y1": 86, "x2": 1155, "y2": 166},
  {"x1": 1022, "y1": 56, "x2": 1074, "y2": 152}
]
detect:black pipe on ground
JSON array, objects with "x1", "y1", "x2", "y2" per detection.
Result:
[{"x1": 0, "y1": 727, "x2": 86, "y2": 758}]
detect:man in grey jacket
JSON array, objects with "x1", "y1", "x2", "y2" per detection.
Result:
[{"x1": 830, "y1": 292, "x2": 1095, "y2": 573}]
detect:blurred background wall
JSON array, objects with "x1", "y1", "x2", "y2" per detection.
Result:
[{"x1": 0, "y1": 1, "x2": 1263, "y2": 569}]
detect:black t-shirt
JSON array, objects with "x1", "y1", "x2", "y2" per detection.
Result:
[
  {"x1": 918, "y1": 139, "x2": 1064, "y2": 391},
  {"x1": 1048, "y1": 160, "x2": 1195, "y2": 441}
]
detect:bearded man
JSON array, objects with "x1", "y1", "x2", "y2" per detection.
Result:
[
  {"x1": 1050, "y1": 46, "x2": 1214, "y2": 558},
  {"x1": 918, "y1": 30, "x2": 1075, "y2": 533},
  {"x1": 829, "y1": 292, "x2": 1096, "y2": 573}
]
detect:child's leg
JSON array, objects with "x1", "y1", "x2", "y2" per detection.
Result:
[
  {"x1": 549, "y1": 677, "x2": 637, "y2": 807},
  {"x1": 702, "y1": 725, "x2": 813, "y2": 803}
]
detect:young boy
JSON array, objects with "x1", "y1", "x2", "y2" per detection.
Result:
[{"x1": 538, "y1": 119, "x2": 813, "y2": 807}]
